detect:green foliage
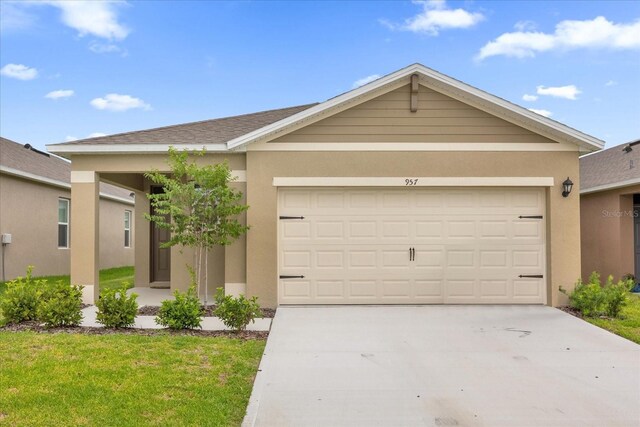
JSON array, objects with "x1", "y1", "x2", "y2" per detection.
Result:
[
  {"x1": 144, "y1": 148, "x2": 250, "y2": 302},
  {"x1": 561, "y1": 271, "x2": 634, "y2": 318},
  {"x1": 155, "y1": 286, "x2": 204, "y2": 329},
  {"x1": 0, "y1": 266, "x2": 42, "y2": 324},
  {"x1": 602, "y1": 277, "x2": 633, "y2": 318},
  {"x1": 213, "y1": 287, "x2": 262, "y2": 332},
  {"x1": 96, "y1": 283, "x2": 138, "y2": 328},
  {"x1": 37, "y1": 281, "x2": 84, "y2": 327},
  {"x1": 144, "y1": 147, "x2": 250, "y2": 249}
]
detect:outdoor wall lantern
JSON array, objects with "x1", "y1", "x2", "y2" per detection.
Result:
[{"x1": 562, "y1": 177, "x2": 574, "y2": 198}]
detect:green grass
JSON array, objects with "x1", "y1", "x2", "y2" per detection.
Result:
[
  {"x1": 586, "y1": 293, "x2": 640, "y2": 344},
  {"x1": 0, "y1": 332, "x2": 265, "y2": 426},
  {"x1": 0, "y1": 266, "x2": 134, "y2": 295}
]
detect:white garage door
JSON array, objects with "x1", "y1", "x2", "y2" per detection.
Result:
[{"x1": 278, "y1": 187, "x2": 546, "y2": 305}]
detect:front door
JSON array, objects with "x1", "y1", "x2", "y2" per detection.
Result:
[{"x1": 150, "y1": 187, "x2": 171, "y2": 283}]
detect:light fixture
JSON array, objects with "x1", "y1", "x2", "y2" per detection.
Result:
[{"x1": 562, "y1": 177, "x2": 573, "y2": 198}]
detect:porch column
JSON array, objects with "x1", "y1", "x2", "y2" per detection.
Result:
[
  {"x1": 70, "y1": 171, "x2": 100, "y2": 304},
  {"x1": 225, "y1": 178, "x2": 247, "y2": 296},
  {"x1": 133, "y1": 188, "x2": 150, "y2": 287}
]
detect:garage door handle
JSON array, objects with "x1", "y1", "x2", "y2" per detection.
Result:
[
  {"x1": 518, "y1": 274, "x2": 543, "y2": 278},
  {"x1": 279, "y1": 216, "x2": 305, "y2": 220},
  {"x1": 279, "y1": 275, "x2": 305, "y2": 279},
  {"x1": 518, "y1": 215, "x2": 543, "y2": 219},
  {"x1": 409, "y1": 247, "x2": 415, "y2": 261}
]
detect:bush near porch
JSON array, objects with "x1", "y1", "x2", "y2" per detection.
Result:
[{"x1": 0, "y1": 332, "x2": 265, "y2": 426}]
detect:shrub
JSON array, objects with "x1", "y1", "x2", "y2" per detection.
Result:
[
  {"x1": 213, "y1": 287, "x2": 262, "y2": 331},
  {"x1": 96, "y1": 283, "x2": 138, "y2": 328},
  {"x1": 561, "y1": 271, "x2": 633, "y2": 318},
  {"x1": 0, "y1": 266, "x2": 44, "y2": 324},
  {"x1": 37, "y1": 281, "x2": 84, "y2": 327},
  {"x1": 602, "y1": 276, "x2": 634, "y2": 318},
  {"x1": 155, "y1": 286, "x2": 203, "y2": 329}
]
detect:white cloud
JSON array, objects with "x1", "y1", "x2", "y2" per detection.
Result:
[
  {"x1": 536, "y1": 85, "x2": 581, "y2": 100},
  {"x1": 0, "y1": 63, "x2": 38, "y2": 80},
  {"x1": 522, "y1": 94, "x2": 538, "y2": 102},
  {"x1": 0, "y1": 2, "x2": 36, "y2": 32},
  {"x1": 605, "y1": 80, "x2": 617, "y2": 86},
  {"x1": 45, "y1": 89, "x2": 74, "y2": 100},
  {"x1": 87, "y1": 132, "x2": 107, "y2": 138},
  {"x1": 65, "y1": 136, "x2": 78, "y2": 142},
  {"x1": 383, "y1": 0, "x2": 484, "y2": 36},
  {"x1": 477, "y1": 16, "x2": 640, "y2": 60},
  {"x1": 45, "y1": 1, "x2": 130, "y2": 40},
  {"x1": 353, "y1": 74, "x2": 381, "y2": 88},
  {"x1": 528, "y1": 108, "x2": 553, "y2": 117},
  {"x1": 89, "y1": 41, "x2": 122, "y2": 54},
  {"x1": 90, "y1": 93, "x2": 151, "y2": 112},
  {"x1": 514, "y1": 20, "x2": 537, "y2": 32}
]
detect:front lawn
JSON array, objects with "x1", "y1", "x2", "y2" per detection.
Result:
[
  {"x1": 586, "y1": 293, "x2": 640, "y2": 344},
  {"x1": 0, "y1": 266, "x2": 134, "y2": 295},
  {"x1": 0, "y1": 332, "x2": 265, "y2": 426}
]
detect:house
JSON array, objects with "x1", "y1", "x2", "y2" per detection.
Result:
[
  {"x1": 47, "y1": 63, "x2": 604, "y2": 306},
  {"x1": 580, "y1": 140, "x2": 640, "y2": 282},
  {"x1": 0, "y1": 137, "x2": 135, "y2": 281}
]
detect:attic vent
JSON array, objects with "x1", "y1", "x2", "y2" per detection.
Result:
[
  {"x1": 410, "y1": 74, "x2": 419, "y2": 112},
  {"x1": 23, "y1": 143, "x2": 50, "y2": 157}
]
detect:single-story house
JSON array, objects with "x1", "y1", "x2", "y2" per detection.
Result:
[
  {"x1": 47, "y1": 63, "x2": 604, "y2": 307},
  {"x1": 580, "y1": 139, "x2": 640, "y2": 282},
  {"x1": 0, "y1": 136, "x2": 135, "y2": 281}
]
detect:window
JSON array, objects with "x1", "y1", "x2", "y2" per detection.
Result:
[
  {"x1": 124, "y1": 210, "x2": 132, "y2": 248},
  {"x1": 58, "y1": 198, "x2": 69, "y2": 248}
]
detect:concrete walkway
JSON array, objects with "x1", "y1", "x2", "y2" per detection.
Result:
[
  {"x1": 243, "y1": 306, "x2": 640, "y2": 427},
  {"x1": 80, "y1": 305, "x2": 272, "y2": 331}
]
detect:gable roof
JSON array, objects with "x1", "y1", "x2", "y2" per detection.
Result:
[
  {"x1": 47, "y1": 63, "x2": 603, "y2": 155},
  {"x1": 580, "y1": 139, "x2": 640, "y2": 194},
  {"x1": 48, "y1": 104, "x2": 316, "y2": 154},
  {"x1": 1, "y1": 137, "x2": 134, "y2": 203}
]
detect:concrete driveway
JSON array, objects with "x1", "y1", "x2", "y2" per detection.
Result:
[{"x1": 244, "y1": 306, "x2": 640, "y2": 427}]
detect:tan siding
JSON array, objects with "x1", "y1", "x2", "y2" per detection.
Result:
[{"x1": 271, "y1": 84, "x2": 554, "y2": 144}]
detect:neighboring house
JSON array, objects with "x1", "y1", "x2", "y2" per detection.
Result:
[
  {"x1": 47, "y1": 64, "x2": 603, "y2": 306},
  {"x1": 0, "y1": 137, "x2": 135, "y2": 281},
  {"x1": 580, "y1": 139, "x2": 640, "y2": 282}
]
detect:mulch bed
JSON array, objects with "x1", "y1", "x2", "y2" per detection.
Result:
[
  {"x1": 0, "y1": 321, "x2": 268, "y2": 340},
  {"x1": 558, "y1": 306, "x2": 584, "y2": 318},
  {"x1": 137, "y1": 305, "x2": 276, "y2": 318}
]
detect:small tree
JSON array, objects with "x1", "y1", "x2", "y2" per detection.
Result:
[{"x1": 145, "y1": 147, "x2": 249, "y2": 304}]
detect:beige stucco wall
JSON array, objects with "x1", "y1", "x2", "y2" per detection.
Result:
[
  {"x1": 99, "y1": 197, "x2": 134, "y2": 269},
  {"x1": 580, "y1": 184, "x2": 640, "y2": 281},
  {"x1": 0, "y1": 174, "x2": 134, "y2": 281},
  {"x1": 245, "y1": 151, "x2": 581, "y2": 308},
  {"x1": 69, "y1": 155, "x2": 245, "y2": 298}
]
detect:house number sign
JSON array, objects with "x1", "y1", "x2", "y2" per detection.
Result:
[{"x1": 405, "y1": 179, "x2": 419, "y2": 186}]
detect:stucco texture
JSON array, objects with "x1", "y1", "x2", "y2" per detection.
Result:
[{"x1": 580, "y1": 185, "x2": 640, "y2": 281}]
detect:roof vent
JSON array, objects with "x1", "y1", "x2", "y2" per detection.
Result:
[{"x1": 23, "y1": 143, "x2": 50, "y2": 157}]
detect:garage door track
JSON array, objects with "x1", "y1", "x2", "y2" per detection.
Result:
[{"x1": 244, "y1": 306, "x2": 639, "y2": 426}]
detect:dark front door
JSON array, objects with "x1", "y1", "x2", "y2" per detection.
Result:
[{"x1": 151, "y1": 187, "x2": 171, "y2": 283}]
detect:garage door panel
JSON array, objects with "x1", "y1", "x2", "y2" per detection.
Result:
[{"x1": 279, "y1": 187, "x2": 546, "y2": 305}]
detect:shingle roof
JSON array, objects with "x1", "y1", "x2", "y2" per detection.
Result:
[
  {"x1": 54, "y1": 104, "x2": 317, "y2": 146},
  {"x1": 580, "y1": 140, "x2": 640, "y2": 192},
  {"x1": 0, "y1": 137, "x2": 133, "y2": 201}
]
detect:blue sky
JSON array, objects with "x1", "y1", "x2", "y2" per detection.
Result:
[{"x1": 1, "y1": 0, "x2": 639, "y2": 151}]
